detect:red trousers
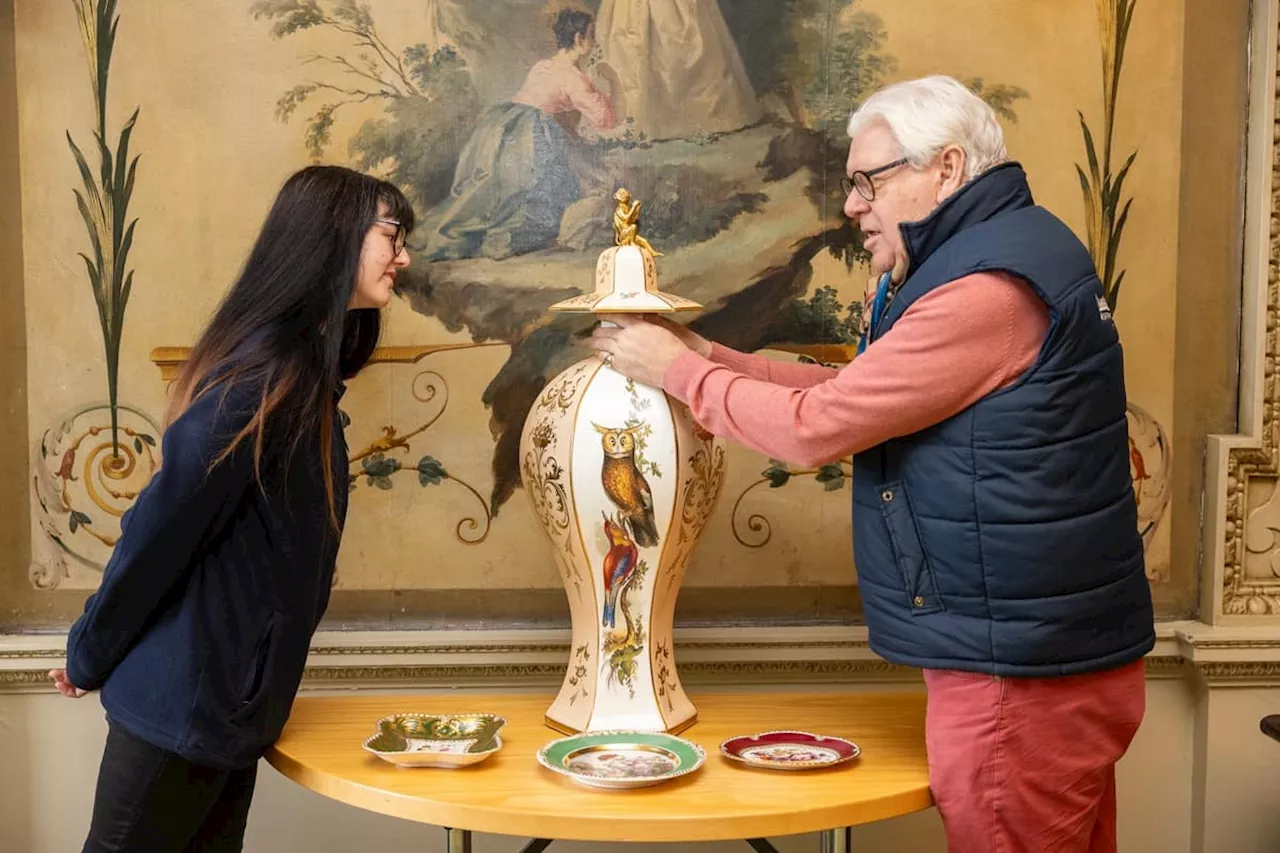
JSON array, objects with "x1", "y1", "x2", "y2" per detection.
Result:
[{"x1": 923, "y1": 659, "x2": 1146, "y2": 853}]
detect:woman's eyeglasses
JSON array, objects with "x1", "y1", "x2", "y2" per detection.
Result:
[{"x1": 375, "y1": 217, "x2": 407, "y2": 255}]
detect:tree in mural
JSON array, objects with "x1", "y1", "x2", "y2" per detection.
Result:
[
  {"x1": 251, "y1": 0, "x2": 478, "y2": 213},
  {"x1": 67, "y1": 0, "x2": 140, "y2": 460}
]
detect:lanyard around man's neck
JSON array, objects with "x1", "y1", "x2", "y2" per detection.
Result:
[{"x1": 857, "y1": 271, "x2": 894, "y2": 355}]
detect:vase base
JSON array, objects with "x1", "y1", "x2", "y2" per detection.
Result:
[{"x1": 543, "y1": 710, "x2": 699, "y2": 736}]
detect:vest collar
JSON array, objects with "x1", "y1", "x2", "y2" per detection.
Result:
[{"x1": 898, "y1": 161, "x2": 1034, "y2": 280}]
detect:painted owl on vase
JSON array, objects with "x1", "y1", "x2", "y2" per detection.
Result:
[{"x1": 519, "y1": 188, "x2": 725, "y2": 735}]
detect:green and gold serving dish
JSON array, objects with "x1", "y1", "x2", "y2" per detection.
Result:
[{"x1": 362, "y1": 712, "x2": 506, "y2": 768}]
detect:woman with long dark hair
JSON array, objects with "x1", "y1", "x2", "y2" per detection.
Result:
[{"x1": 49, "y1": 164, "x2": 413, "y2": 852}]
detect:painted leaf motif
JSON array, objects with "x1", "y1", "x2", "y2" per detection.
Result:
[
  {"x1": 362, "y1": 452, "x2": 400, "y2": 479},
  {"x1": 816, "y1": 464, "x2": 845, "y2": 491},
  {"x1": 763, "y1": 462, "x2": 791, "y2": 488},
  {"x1": 417, "y1": 455, "x2": 448, "y2": 486}
]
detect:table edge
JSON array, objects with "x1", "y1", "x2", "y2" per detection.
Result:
[{"x1": 263, "y1": 745, "x2": 934, "y2": 842}]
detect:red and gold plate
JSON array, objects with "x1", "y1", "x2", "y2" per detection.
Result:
[{"x1": 719, "y1": 730, "x2": 860, "y2": 771}]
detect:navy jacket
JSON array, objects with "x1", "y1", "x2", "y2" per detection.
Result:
[
  {"x1": 851, "y1": 162, "x2": 1155, "y2": 676},
  {"x1": 66, "y1": 373, "x2": 348, "y2": 770}
]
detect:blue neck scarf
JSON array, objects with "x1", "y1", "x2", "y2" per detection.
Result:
[{"x1": 857, "y1": 271, "x2": 893, "y2": 355}]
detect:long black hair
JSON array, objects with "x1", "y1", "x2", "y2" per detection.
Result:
[{"x1": 166, "y1": 165, "x2": 415, "y2": 528}]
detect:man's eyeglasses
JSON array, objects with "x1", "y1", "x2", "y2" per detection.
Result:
[
  {"x1": 840, "y1": 157, "x2": 909, "y2": 202},
  {"x1": 375, "y1": 217, "x2": 407, "y2": 255}
]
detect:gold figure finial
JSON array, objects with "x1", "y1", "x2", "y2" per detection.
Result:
[{"x1": 612, "y1": 187, "x2": 662, "y2": 257}]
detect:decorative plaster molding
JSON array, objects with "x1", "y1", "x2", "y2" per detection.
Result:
[
  {"x1": 297, "y1": 658, "x2": 919, "y2": 690},
  {"x1": 0, "y1": 648, "x2": 60, "y2": 659},
  {"x1": 1, "y1": 622, "x2": 1272, "y2": 693},
  {"x1": 1175, "y1": 623, "x2": 1280, "y2": 686},
  {"x1": 1193, "y1": 662, "x2": 1280, "y2": 685},
  {"x1": 1205, "y1": 0, "x2": 1280, "y2": 621}
]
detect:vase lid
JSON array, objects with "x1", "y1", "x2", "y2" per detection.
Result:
[{"x1": 549, "y1": 187, "x2": 702, "y2": 314}]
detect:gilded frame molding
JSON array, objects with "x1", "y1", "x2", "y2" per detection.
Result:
[{"x1": 1204, "y1": 0, "x2": 1280, "y2": 621}]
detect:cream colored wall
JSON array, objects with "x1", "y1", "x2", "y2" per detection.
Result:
[
  {"x1": 1190, "y1": 686, "x2": 1280, "y2": 852},
  {"x1": 0, "y1": 676, "x2": 1218, "y2": 853}
]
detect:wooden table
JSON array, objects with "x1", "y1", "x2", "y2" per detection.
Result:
[{"x1": 265, "y1": 691, "x2": 933, "y2": 852}]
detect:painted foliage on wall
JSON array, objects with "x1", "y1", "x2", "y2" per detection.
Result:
[
  {"x1": 29, "y1": 0, "x2": 158, "y2": 589},
  {"x1": 14, "y1": 0, "x2": 1182, "y2": 622},
  {"x1": 1071, "y1": 0, "x2": 1171, "y2": 561}
]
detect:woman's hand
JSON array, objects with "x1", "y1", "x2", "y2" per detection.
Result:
[
  {"x1": 588, "y1": 314, "x2": 697, "y2": 387},
  {"x1": 49, "y1": 668, "x2": 87, "y2": 698}
]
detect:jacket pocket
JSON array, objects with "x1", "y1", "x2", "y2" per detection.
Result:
[
  {"x1": 231, "y1": 614, "x2": 275, "y2": 725},
  {"x1": 878, "y1": 480, "x2": 945, "y2": 615}
]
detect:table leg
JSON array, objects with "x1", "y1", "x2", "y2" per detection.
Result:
[
  {"x1": 444, "y1": 828, "x2": 472, "y2": 853},
  {"x1": 746, "y1": 840, "x2": 782, "y2": 853},
  {"x1": 517, "y1": 841, "x2": 554, "y2": 853},
  {"x1": 820, "y1": 827, "x2": 852, "y2": 852}
]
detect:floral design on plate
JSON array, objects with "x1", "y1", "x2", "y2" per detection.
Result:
[{"x1": 719, "y1": 730, "x2": 860, "y2": 770}]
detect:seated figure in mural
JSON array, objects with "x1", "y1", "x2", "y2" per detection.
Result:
[
  {"x1": 592, "y1": 75, "x2": 1155, "y2": 853},
  {"x1": 422, "y1": 8, "x2": 617, "y2": 262},
  {"x1": 595, "y1": 0, "x2": 762, "y2": 141},
  {"x1": 50, "y1": 166, "x2": 414, "y2": 853}
]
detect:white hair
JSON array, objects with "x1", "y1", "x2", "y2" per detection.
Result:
[{"x1": 846, "y1": 75, "x2": 1007, "y2": 180}]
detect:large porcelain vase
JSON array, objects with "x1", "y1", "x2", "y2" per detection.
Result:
[{"x1": 519, "y1": 234, "x2": 725, "y2": 735}]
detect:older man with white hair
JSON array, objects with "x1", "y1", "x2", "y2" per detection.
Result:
[{"x1": 591, "y1": 74, "x2": 1155, "y2": 851}]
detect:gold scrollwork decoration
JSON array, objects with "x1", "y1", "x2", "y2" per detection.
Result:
[
  {"x1": 565, "y1": 643, "x2": 591, "y2": 706},
  {"x1": 522, "y1": 419, "x2": 575, "y2": 560},
  {"x1": 679, "y1": 444, "x2": 726, "y2": 546},
  {"x1": 152, "y1": 342, "x2": 508, "y2": 548},
  {"x1": 347, "y1": 366, "x2": 492, "y2": 544},
  {"x1": 537, "y1": 361, "x2": 591, "y2": 415},
  {"x1": 32, "y1": 403, "x2": 163, "y2": 584},
  {"x1": 1221, "y1": 12, "x2": 1280, "y2": 616},
  {"x1": 654, "y1": 639, "x2": 678, "y2": 712}
]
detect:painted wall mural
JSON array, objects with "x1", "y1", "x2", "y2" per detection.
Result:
[
  {"x1": 29, "y1": 0, "x2": 157, "y2": 589},
  {"x1": 1072, "y1": 0, "x2": 1171, "y2": 567},
  {"x1": 11, "y1": 0, "x2": 1186, "y2": 625}
]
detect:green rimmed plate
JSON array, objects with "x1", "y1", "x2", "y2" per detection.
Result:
[{"x1": 536, "y1": 730, "x2": 706, "y2": 789}]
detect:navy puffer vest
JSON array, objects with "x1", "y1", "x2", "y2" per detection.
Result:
[{"x1": 851, "y1": 162, "x2": 1155, "y2": 676}]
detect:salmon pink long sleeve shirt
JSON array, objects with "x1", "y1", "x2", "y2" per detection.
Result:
[{"x1": 660, "y1": 272, "x2": 1051, "y2": 467}]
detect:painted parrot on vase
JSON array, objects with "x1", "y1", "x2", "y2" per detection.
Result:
[
  {"x1": 601, "y1": 514, "x2": 638, "y2": 629},
  {"x1": 593, "y1": 423, "x2": 659, "y2": 547}
]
